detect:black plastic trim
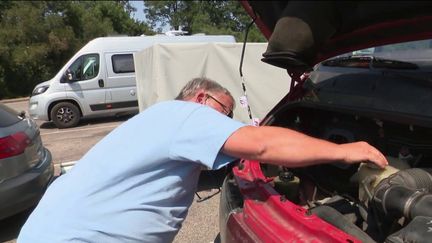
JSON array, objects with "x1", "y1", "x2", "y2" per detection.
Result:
[{"x1": 89, "y1": 100, "x2": 138, "y2": 111}]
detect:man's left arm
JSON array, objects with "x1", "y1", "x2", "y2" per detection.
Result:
[{"x1": 222, "y1": 126, "x2": 388, "y2": 168}]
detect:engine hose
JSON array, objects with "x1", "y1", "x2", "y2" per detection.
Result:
[
  {"x1": 372, "y1": 168, "x2": 432, "y2": 220},
  {"x1": 310, "y1": 205, "x2": 375, "y2": 243}
]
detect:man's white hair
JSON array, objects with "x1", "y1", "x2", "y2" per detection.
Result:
[{"x1": 175, "y1": 77, "x2": 234, "y2": 104}]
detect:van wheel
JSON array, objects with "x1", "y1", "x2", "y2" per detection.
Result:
[{"x1": 50, "y1": 102, "x2": 80, "y2": 129}]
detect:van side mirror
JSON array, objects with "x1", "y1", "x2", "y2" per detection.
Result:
[
  {"x1": 61, "y1": 70, "x2": 74, "y2": 83},
  {"x1": 60, "y1": 74, "x2": 69, "y2": 83}
]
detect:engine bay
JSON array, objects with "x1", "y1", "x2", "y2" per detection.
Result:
[{"x1": 261, "y1": 104, "x2": 432, "y2": 242}]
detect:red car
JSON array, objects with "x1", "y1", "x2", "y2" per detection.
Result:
[{"x1": 218, "y1": 1, "x2": 432, "y2": 242}]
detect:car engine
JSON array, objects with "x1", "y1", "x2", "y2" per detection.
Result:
[{"x1": 261, "y1": 105, "x2": 432, "y2": 242}]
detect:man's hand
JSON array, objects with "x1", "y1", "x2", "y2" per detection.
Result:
[{"x1": 338, "y1": 141, "x2": 388, "y2": 169}]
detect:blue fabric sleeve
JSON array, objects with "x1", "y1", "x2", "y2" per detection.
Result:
[{"x1": 169, "y1": 106, "x2": 246, "y2": 170}]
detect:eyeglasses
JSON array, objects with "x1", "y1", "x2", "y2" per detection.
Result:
[{"x1": 206, "y1": 94, "x2": 233, "y2": 118}]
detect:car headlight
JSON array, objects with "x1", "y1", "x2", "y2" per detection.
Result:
[{"x1": 32, "y1": 85, "x2": 49, "y2": 96}]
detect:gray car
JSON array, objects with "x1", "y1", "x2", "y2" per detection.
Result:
[{"x1": 0, "y1": 103, "x2": 53, "y2": 220}]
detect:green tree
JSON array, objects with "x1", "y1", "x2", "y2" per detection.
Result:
[
  {"x1": 0, "y1": 1, "x2": 153, "y2": 98},
  {"x1": 0, "y1": 1, "x2": 67, "y2": 98},
  {"x1": 143, "y1": 0, "x2": 266, "y2": 42}
]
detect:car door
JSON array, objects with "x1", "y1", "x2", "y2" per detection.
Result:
[
  {"x1": 64, "y1": 53, "x2": 106, "y2": 114},
  {"x1": 103, "y1": 52, "x2": 138, "y2": 112}
]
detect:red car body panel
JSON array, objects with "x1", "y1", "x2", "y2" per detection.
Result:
[
  {"x1": 240, "y1": 1, "x2": 272, "y2": 40},
  {"x1": 225, "y1": 160, "x2": 361, "y2": 243}
]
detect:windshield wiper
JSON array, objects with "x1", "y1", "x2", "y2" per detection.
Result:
[
  {"x1": 372, "y1": 57, "x2": 418, "y2": 70},
  {"x1": 322, "y1": 56, "x2": 418, "y2": 70}
]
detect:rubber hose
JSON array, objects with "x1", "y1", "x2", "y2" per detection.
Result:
[
  {"x1": 310, "y1": 205, "x2": 375, "y2": 243},
  {"x1": 372, "y1": 168, "x2": 432, "y2": 220}
]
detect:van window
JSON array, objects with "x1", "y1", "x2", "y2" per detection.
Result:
[
  {"x1": 68, "y1": 54, "x2": 99, "y2": 81},
  {"x1": 112, "y1": 54, "x2": 134, "y2": 73}
]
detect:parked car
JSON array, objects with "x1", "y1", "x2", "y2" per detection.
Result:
[
  {"x1": 0, "y1": 103, "x2": 53, "y2": 220},
  {"x1": 218, "y1": 2, "x2": 432, "y2": 243}
]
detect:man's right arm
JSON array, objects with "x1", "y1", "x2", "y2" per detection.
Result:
[{"x1": 221, "y1": 126, "x2": 388, "y2": 168}]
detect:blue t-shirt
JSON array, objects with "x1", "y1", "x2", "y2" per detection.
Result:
[{"x1": 18, "y1": 101, "x2": 246, "y2": 243}]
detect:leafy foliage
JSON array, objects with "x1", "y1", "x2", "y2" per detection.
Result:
[
  {"x1": 0, "y1": 1, "x2": 152, "y2": 98},
  {"x1": 0, "y1": 0, "x2": 265, "y2": 99},
  {"x1": 143, "y1": 0, "x2": 265, "y2": 42}
]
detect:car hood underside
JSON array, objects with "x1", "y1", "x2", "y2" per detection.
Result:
[{"x1": 243, "y1": 1, "x2": 432, "y2": 72}]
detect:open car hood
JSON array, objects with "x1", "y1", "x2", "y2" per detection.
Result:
[
  {"x1": 218, "y1": 2, "x2": 432, "y2": 243},
  {"x1": 242, "y1": 1, "x2": 432, "y2": 73}
]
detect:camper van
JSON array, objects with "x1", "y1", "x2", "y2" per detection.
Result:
[{"x1": 28, "y1": 34, "x2": 235, "y2": 128}]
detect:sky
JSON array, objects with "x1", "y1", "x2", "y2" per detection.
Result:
[
  {"x1": 129, "y1": 1, "x2": 171, "y2": 33},
  {"x1": 129, "y1": 1, "x2": 145, "y2": 22}
]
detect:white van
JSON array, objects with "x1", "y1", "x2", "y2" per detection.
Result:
[{"x1": 28, "y1": 34, "x2": 235, "y2": 128}]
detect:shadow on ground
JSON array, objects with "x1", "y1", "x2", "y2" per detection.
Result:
[{"x1": 0, "y1": 208, "x2": 33, "y2": 243}]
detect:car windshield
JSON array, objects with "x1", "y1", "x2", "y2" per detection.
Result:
[
  {"x1": 301, "y1": 38, "x2": 432, "y2": 125},
  {"x1": 322, "y1": 56, "x2": 419, "y2": 69},
  {"x1": 319, "y1": 39, "x2": 432, "y2": 70},
  {"x1": 354, "y1": 39, "x2": 432, "y2": 55},
  {"x1": 330, "y1": 39, "x2": 432, "y2": 64}
]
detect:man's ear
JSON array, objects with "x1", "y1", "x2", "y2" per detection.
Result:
[{"x1": 196, "y1": 92, "x2": 206, "y2": 104}]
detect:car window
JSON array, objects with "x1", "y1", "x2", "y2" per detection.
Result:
[
  {"x1": 325, "y1": 39, "x2": 432, "y2": 68},
  {"x1": 350, "y1": 39, "x2": 432, "y2": 57},
  {"x1": 373, "y1": 39, "x2": 432, "y2": 53},
  {"x1": 0, "y1": 103, "x2": 21, "y2": 127},
  {"x1": 112, "y1": 54, "x2": 134, "y2": 73},
  {"x1": 82, "y1": 56, "x2": 98, "y2": 79},
  {"x1": 67, "y1": 54, "x2": 100, "y2": 81}
]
